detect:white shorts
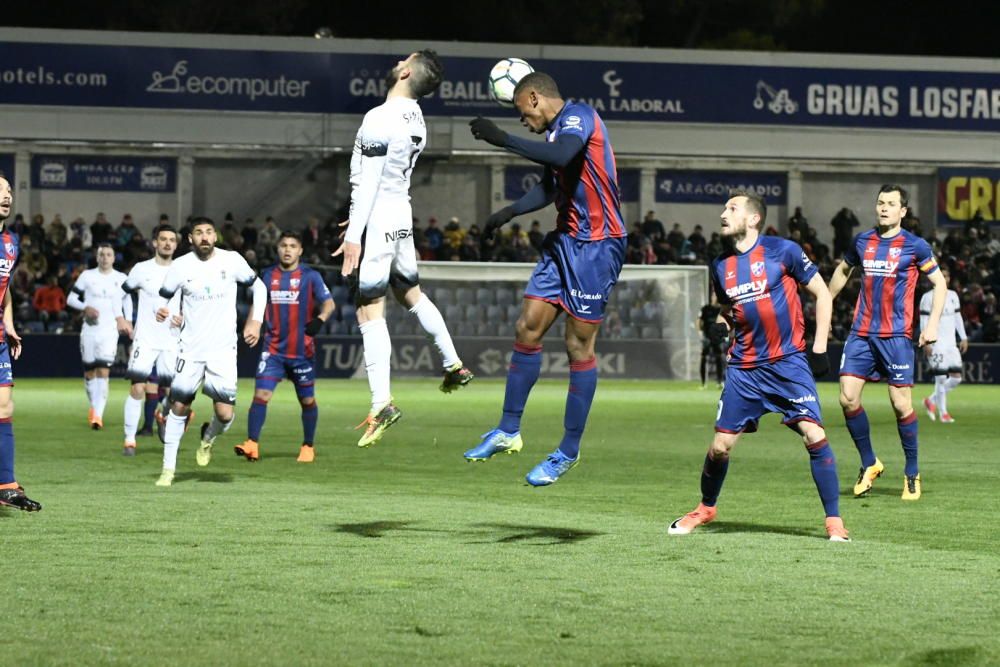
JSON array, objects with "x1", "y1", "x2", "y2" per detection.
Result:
[
  {"x1": 80, "y1": 328, "x2": 118, "y2": 368},
  {"x1": 358, "y1": 205, "x2": 419, "y2": 301},
  {"x1": 126, "y1": 341, "x2": 179, "y2": 385},
  {"x1": 170, "y1": 355, "x2": 238, "y2": 405},
  {"x1": 928, "y1": 344, "x2": 962, "y2": 374}
]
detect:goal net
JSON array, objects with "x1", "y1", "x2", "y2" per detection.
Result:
[{"x1": 353, "y1": 261, "x2": 710, "y2": 381}]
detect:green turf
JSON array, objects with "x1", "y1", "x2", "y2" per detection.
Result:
[{"x1": 5, "y1": 377, "x2": 999, "y2": 666}]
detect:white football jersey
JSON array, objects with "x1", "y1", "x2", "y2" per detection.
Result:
[
  {"x1": 920, "y1": 288, "x2": 966, "y2": 348},
  {"x1": 123, "y1": 259, "x2": 180, "y2": 350},
  {"x1": 70, "y1": 268, "x2": 128, "y2": 334},
  {"x1": 345, "y1": 96, "x2": 426, "y2": 245},
  {"x1": 160, "y1": 249, "x2": 258, "y2": 361}
]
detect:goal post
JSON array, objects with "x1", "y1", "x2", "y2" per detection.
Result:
[{"x1": 385, "y1": 261, "x2": 711, "y2": 381}]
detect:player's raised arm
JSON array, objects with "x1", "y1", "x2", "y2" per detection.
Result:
[{"x1": 470, "y1": 116, "x2": 584, "y2": 168}]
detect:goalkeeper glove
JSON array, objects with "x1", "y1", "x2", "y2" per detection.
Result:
[
  {"x1": 469, "y1": 116, "x2": 508, "y2": 147},
  {"x1": 483, "y1": 207, "x2": 515, "y2": 240},
  {"x1": 305, "y1": 318, "x2": 325, "y2": 336},
  {"x1": 808, "y1": 349, "x2": 830, "y2": 378},
  {"x1": 708, "y1": 322, "x2": 730, "y2": 345}
]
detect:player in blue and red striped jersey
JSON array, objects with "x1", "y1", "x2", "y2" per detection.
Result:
[
  {"x1": 464, "y1": 71, "x2": 627, "y2": 485},
  {"x1": 669, "y1": 190, "x2": 849, "y2": 541},
  {"x1": 829, "y1": 185, "x2": 946, "y2": 501},
  {"x1": 0, "y1": 176, "x2": 41, "y2": 511},
  {"x1": 236, "y1": 231, "x2": 335, "y2": 463}
]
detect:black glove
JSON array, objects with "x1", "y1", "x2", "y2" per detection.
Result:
[
  {"x1": 469, "y1": 116, "x2": 507, "y2": 147},
  {"x1": 305, "y1": 318, "x2": 325, "y2": 336},
  {"x1": 708, "y1": 322, "x2": 730, "y2": 345},
  {"x1": 808, "y1": 349, "x2": 830, "y2": 378},
  {"x1": 483, "y1": 207, "x2": 515, "y2": 241}
]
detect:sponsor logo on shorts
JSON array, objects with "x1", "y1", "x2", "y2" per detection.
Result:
[
  {"x1": 890, "y1": 362, "x2": 911, "y2": 370},
  {"x1": 570, "y1": 288, "x2": 603, "y2": 301},
  {"x1": 384, "y1": 228, "x2": 412, "y2": 242},
  {"x1": 791, "y1": 394, "x2": 817, "y2": 404}
]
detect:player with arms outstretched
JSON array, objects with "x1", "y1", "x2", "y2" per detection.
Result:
[
  {"x1": 0, "y1": 176, "x2": 41, "y2": 511},
  {"x1": 335, "y1": 50, "x2": 473, "y2": 448},
  {"x1": 920, "y1": 267, "x2": 966, "y2": 424},
  {"x1": 829, "y1": 185, "x2": 946, "y2": 501},
  {"x1": 236, "y1": 231, "x2": 334, "y2": 463},
  {"x1": 153, "y1": 217, "x2": 266, "y2": 486},
  {"x1": 67, "y1": 243, "x2": 132, "y2": 430},
  {"x1": 668, "y1": 191, "x2": 848, "y2": 541},
  {"x1": 463, "y1": 71, "x2": 627, "y2": 485},
  {"x1": 121, "y1": 224, "x2": 184, "y2": 455}
]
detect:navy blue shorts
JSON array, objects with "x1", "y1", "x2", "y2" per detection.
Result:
[
  {"x1": 716, "y1": 353, "x2": 822, "y2": 434},
  {"x1": 255, "y1": 352, "x2": 316, "y2": 398},
  {"x1": 0, "y1": 341, "x2": 12, "y2": 387},
  {"x1": 839, "y1": 334, "x2": 915, "y2": 387},
  {"x1": 525, "y1": 232, "x2": 626, "y2": 323}
]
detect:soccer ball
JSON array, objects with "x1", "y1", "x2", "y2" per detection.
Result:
[{"x1": 488, "y1": 58, "x2": 534, "y2": 108}]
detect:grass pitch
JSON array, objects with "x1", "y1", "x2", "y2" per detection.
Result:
[{"x1": 5, "y1": 377, "x2": 999, "y2": 666}]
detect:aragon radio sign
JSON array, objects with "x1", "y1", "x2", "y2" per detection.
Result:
[{"x1": 31, "y1": 155, "x2": 177, "y2": 192}]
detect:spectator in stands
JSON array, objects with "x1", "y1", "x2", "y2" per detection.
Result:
[
  {"x1": 115, "y1": 213, "x2": 139, "y2": 250},
  {"x1": 459, "y1": 234, "x2": 480, "y2": 262},
  {"x1": 688, "y1": 224, "x2": 707, "y2": 259},
  {"x1": 443, "y1": 216, "x2": 465, "y2": 252},
  {"x1": 47, "y1": 214, "x2": 68, "y2": 250},
  {"x1": 22, "y1": 238, "x2": 48, "y2": 282},
  {"x1": 666, "y1": 222, "x2": 685, "y2": 251},
  {"x1": 257, "y1": 216, "x2": 281, "y2": 263},
  {"x1": 528, "y1": 220, "x2": 544, "y2": 252},
  {"x1": 27, "y1": 214, "x2": 47, "y2": 250},
  {"x1": 424, "y1": 217, "x2": 444, "y2": 258},
  {"x1": 91, "y1": 212, "x2": 113, "y2": 245},
  {"x1": 410, "y1": 217, "x2": 426, "y2": 248},
  {"x1": 787, "y1": 206, "x2": 808, "y2": 235},
  {"x1": 640, "y1": 210, "x2": 666, "y2": 242},
  {"x1": 302, "y1": 216, "x2": 323, "y2": 256},
  {"x1": 69, "y1": 216, "x2": 92, "y2": 250},
  {"x1": 124, "y1": 230, "x2": 150, "y2": 265},
  {"x1": 9, "y1": 213, "x2": 26, "y2": 237},
  {"x1": 32, "y1": 274, "x2": 68, "y2": 331},
  {"x1": 241, "y1": 217, "x2": 258, "y2": 250},
  {"x1": 830, "y1": 207, "x2": 859, "y2": 258},
  {"x1": 706, "y1": 231, "x2": 723, "y2": 259}
]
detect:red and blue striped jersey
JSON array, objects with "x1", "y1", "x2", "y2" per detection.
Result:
[
  {"x1": 546, "y1": 101, "x2": 626, "y2": 241},
  {"x1": 843, "y1": 228, "x2": 938, "y2": 338},
  {"x1": 261, "y1": 264, "x2": 332, "y2": 359},
  {"x1": 712, "y1": 236, "x2": 817, "y2": 368},
  {"x1": 0, "y1": 230, "x2": 19, "y2": 343}
]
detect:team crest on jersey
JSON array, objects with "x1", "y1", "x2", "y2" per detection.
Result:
[
  {"x1": 4, "y1": 243, "x2": 15, "y2": 255},
  {"x1": 888, "y1": 247, "x2": 902, "y2": 259},
  {"x1": 290, "y1": 278, "x2": 300, "y2": 288},
  {"x1": 751, "y1": 261, "x2": 765, "y2": 277}
]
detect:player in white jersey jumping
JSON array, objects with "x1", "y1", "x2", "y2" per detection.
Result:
[
  {"x1": 67, "y1": 243, "x2": 132, "y2": 430},
  {"x1": 120, "y1": 225, "x2": 185, "y2": 456},
  {"x1": 921, "y1": 267, "x2": 967, "y2": 423},
  {"x1": 153, "y1": 217, "x2": 266, "y2": 487},
  {"x1": 334, "y1": 50, "x2": 473, "y2": 448}
]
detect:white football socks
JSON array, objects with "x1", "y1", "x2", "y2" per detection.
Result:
[
  {"x1": 359, "y1": 318, "x2": 392, "y2": 411},
  {"x1": 162, "y1": 410, "x2": 187, "y2": 471},
  {"x1": 409, "y1": 295, "x2": 460, "y2": 369},
  {"x1": 203, "y1": 414, "x2": 233, "y2": 442},
  {"x1": 92, "y1": 377, "x2": 109, "y2": 418},
  {"x1": 123, "y1": 395, "x2": 142, "y2": 442}
]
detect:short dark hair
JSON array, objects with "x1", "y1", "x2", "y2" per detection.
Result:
[
  {"x1": 513, "y1": 71, "x2": 561, "y2": 99},
  {"x1": 95, "y1": 242, "x2": 114, "y2": 252},
  {"x1": 190, "y1": 216, "x2": 215, "y2": 229},
  {"x1": 410, "y1": 49, "x2": 444, "y2": 98},
  {"x1": 278, "y1": 230, "x2": 303, "y2": 245},
  {"x1": 878, "y1": 184, "x2": 909, "y2": 208},
  {"x1": 152, "y1": 224, "x2": 177, "y2": 239},
  {"x1": 728, "y1": 189, "x2": 768, "y2": 226}
]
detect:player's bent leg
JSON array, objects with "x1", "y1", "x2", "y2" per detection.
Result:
[
  {"x1": 798, "y1": 422, "x2": 849, "y2": 541},
  {"x1": 198, "y1": 402, "x2": 235, "y2": 467},
  {"x1": 394, "y1": 285, "x2": 473, "y2": 392},
  {"x1": 239, "y1": 387, "x2": 272, "y2": 462},
  {"x1": 888, "y1": 384, "x2": 920, "y2": 496},
  {"x1": 123, "y1": 380, "x2": 146, "y2": 455},
  {"x1": 297, "y1": 390, "x2": 318, "y2": 463}
]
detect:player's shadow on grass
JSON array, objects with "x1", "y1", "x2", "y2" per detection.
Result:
[
  {"x1": 471, "y1": 523, "x2": 604, "y2": 545},
  {"x1": 172, "y1": 471, "x2": 235, "y2": 484},
  {"x1": 334, "y1": 520, "x2": 415, "y2": 538},
  {"x1": 709, "y1": 522, "x2": 816, "y2": 538}
]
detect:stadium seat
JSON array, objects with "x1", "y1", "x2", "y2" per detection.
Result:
[
  {"x1": 445, "y1": 304, "x2": 463, "y2": 322},
  {"x1": 457, "y1": 322, "x2": 476, "y2": 337},
  {"x1": 620, "y1": 325, "x2": 636, "y2": 339},
  {"x1": 496, "y1": 288, "x2": 515, "y2": 306},
  {"x1": 475, "y1": 288, "x2": 495, "y2": 305},
  {"x1": 340, "y1": 303, "x2": 357, "y2": 325},
  {"x1": 465, "y1": 304, "x2": 485, "y2": 322},
  {"x1": 506, "y1": 304, "x2": 522, "y2": 323},
  {"x1": 640, "y1": 325, "x2": 659, "y2": 339},
  {"x1": 434, "y1": 288, "x2": 454, "y2": 307},
  {"x1": 486, "y1": 304, "x2": 504, "y2": 322},
  {"x1": 330, "y1": 285, "x2": 351, "y2": 305},
  {"x1": 455, "y1": 287, "x2": 474, "y2": 304},
  {"x1": 475, "y1": 322, "x2": 492, "y2": 336}
]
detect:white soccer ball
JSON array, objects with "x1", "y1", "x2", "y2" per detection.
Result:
[{"x1": 488, "y1": 58, "x2": 534, "y2": 108}]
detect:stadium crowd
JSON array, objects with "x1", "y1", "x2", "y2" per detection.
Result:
[{"x1": 7, "y1": 206, "x2": 999, "y2": 343}]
